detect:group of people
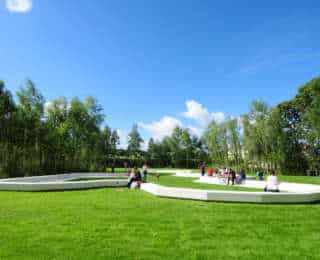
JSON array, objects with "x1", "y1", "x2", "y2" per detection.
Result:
[
  {"x1": 199, "y1": 164, "x2": 280, "y2": 191},
  {"x1": 216, "y1": 168, "x2": 246, "y2": 185},
  {"x1": 199, "y1": 164, "x2": 246, "y2": 185},
  {"x1": 127, "y1": 163, "x2": 148, "y2": 189}
]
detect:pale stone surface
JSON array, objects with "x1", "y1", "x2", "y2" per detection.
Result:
[
  {"x1": 153, "y1": 169, "x2": 200, "y2": 177},
  {"x1": 0, "y1": 173, "x2": 128, "y2": 191},
  {"x1": 141, "y1": 183, "x2": 320, "y2": 203},
  {"x1": 196, "y1": 176, "x2": 320, "y2": 193},
  {"x1": 2, "y1": 171, "x2": 320, "y2": 203}
]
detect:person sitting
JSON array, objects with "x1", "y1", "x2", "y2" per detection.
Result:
[
  {"x1": 127, "y1": 169, "x2": 135, "y2": 188},
  {"x1": 264, "y1": 171, "x2": 280, "y2": 192},
  {"x1": 127, "y1": 167, "x2": 142, "y2": 189},
  {"x1": 208, "y1": 168, "x2": 214, "y2": 177},
  {"x1": 237, "y1": 170, "x2": 246, "y2": 184}
]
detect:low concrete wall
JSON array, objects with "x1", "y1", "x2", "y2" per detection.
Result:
[
  {"x1": 141, "y1": 183, "x2": 320, "y2": 204},
  {"x1": 0, "y1": 173, "x2": 128, "y2": 191},
  {"x1": 2, "y1": 172, "x2": 320, "y2": 203}
]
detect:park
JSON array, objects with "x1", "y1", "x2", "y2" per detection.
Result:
[
  {"x1": 1, "y1": 168, "x2": 320, "y2": 259},
  {"x1": 2, "y1": 0, "x2": 320, "y2": 259}
]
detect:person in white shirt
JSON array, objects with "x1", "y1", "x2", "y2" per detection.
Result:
[{"x1": 264, "y1": 171, "x2": 280, "y2": 192}]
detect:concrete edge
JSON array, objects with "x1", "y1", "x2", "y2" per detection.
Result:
[
  {"x1": 140, "y1": 183, "x2": 320, "y2": 204},
  {"x1": 0, "y1": 179, "x2": 128, "y2": 191}
]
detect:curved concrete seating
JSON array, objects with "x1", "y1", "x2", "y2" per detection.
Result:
[
  {"x1": 153, "y1": 169, "x2": 200, "y2": 178},
  {"x1": 141, "y1": 183, "x2": 320, "y2": 203},
  {"x1": 2, "y1": 171, "x2": 320, "y2": 203},
  {"x1": 0, "y1": 173, "x2": 128, "y2": 191},
  {"x1": 197, "y1": 176, "x2": 320, "y2": 193}
]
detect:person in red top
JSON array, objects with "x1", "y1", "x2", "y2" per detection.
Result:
[
  {"x1": 199, "y1": 163, "x2": 206, "y2": 176},
  {"x1": 208, "y1": 167, "x2": 214, "y2": 177}
]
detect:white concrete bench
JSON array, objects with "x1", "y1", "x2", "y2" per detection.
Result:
[
  {"x1": 140, "y1": 183, "x2": 320, "y2": 203},
  {"x1": 0, "y1": 173, "x2": 128, "y2": 191}
]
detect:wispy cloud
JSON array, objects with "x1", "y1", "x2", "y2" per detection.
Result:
[{"x1": 6, "y1": 0, "x2": 32, "y2": 13}]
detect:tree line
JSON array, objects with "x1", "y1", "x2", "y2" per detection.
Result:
[
  {"x1": 203, "y1": 77, "x2": 320, "y2": 175},
  {"x1": 1, "y1": 76, "x2": 320, "y2": 177}
]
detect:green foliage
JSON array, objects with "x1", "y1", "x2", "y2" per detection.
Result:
[
  {"x1": 203, "y1": 119, "x2": 242, "y2": 169},
  {"x1": 127, "y1": 124, "x2": 144, "y2": 156},
  {"x1": 2, "y1": 75, "x2": 320, "y2": 176},
  {"x1": 146, "y1": 127, "x2": 206, "y2": 168}
]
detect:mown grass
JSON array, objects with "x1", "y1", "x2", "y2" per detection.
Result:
[
  {"x1": 0, "y1": 188, "x2": 320, "y2": 259},
  {"x1": 278, "y1": 175, "x2": 320, "y2": 185}
]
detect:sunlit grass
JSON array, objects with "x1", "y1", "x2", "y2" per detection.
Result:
[{"x1": 0, "y1": 188, "x2": 319, "y2": 259}]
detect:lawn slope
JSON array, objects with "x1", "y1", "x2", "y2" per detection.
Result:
[{"x1": 0, "y1": 188, "x2": 320, "y2": 259}]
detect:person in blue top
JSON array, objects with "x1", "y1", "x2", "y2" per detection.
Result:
[{"x1": 256, "y1": 170, "x2": 264, "y2": 181}]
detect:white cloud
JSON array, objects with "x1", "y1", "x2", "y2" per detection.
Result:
[
  {"x1": 187, "y1": 125, "x2": 202, "y2": 137},
  {"x1": 116, "y1": 129, "x2": 128, "y2": 149},
  {"x1": 139, "y1": 116, "x2": 182, "y2": 141},
  {"x1": 182, "y1": 100, "x2": 226, "y2": 126},
  {"x1": 43, "y1": 101, "x2": 52, "y2": 116},
  {"x1": 6, "y1": 0, "x2": 32, "y2": 13}
]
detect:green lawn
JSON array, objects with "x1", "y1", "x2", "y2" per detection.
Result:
[
  {"x1": 148, "y1": 173, "x2": 262, "y2": 192},
  {"x1": 278, "y1": 175, "x2": 320, "y2": 185},
  {"x1": 0, "y1": 188, "x2": 320, "y2": 259}
]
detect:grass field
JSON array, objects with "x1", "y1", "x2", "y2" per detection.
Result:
[
  {"x1": 1, "y1": 187, "x2": 320, "y2": 260},
  {"x1": 1, "y1": 170, "x2": 320, "y2": 259}
]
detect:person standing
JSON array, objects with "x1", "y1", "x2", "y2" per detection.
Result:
[
  {"x1": 111, "y1": 162, "x2": 115, "y2": 173},
  {"x1": 142, "y1": 163, "x2": 148, "y2": 182},
  {"x1": 124, "y1": 161, "x2": 128, "y2": 171},
  {"x1": 231, "y1": 169, "x2": 236, "y2": 185},
  {"x1": 199, "y1": 163, "x2": 206, "y2": 176},
  {"x1": 227, "y1": 169, "x2": 236, "y2": 185},
  {"x1": 256, "y1": 170, "x2": 264, "y2": 181}
]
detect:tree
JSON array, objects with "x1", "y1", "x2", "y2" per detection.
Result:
[
  {"x1": 227, "y1": 118, "x2": 242, "y2": 167},
  {"x1": 147, "y1": 138, "x2": 157, "y2": 160},
  {"x1": 110, "y1": 130, "x2": 120, "y2": 157},
  {"x1": 181, "y1": 129, "x2": 192, "y2": 168},
  {"x1": 127, "y1": 124, "x2": 143, "y2": 156},
  {"x1": 0, "y1": 81, "x2": 17, "y2": 177},
  {"x1": 16, "y1": 80, "x2": 45, "y2": 175},
  {"x1": 204, "y1": 121, "x2": 228, "y2": 167}
]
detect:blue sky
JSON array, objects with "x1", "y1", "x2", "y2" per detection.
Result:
[{"x1": 1, "y1": 0, "x2": 320, "y2": 147}]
